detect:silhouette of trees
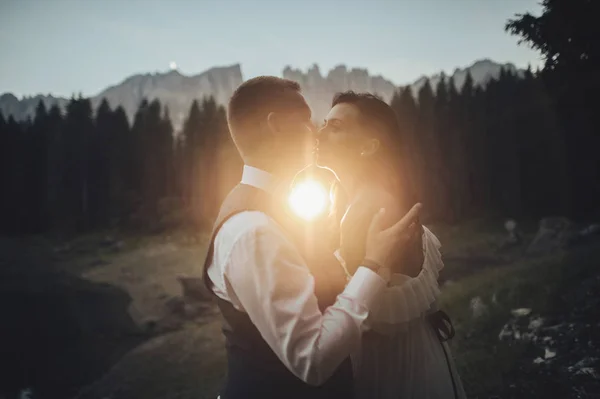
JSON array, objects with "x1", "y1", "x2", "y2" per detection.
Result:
[
  {"x1": 506, "y1": 0, "x2": 600, "y2": 218},
  {"x1": 389, "y1": 69, "x2": 571, "y2": 223},
  {"x1": 0, "y1": 44, "x2": 597, "y2": 235}
]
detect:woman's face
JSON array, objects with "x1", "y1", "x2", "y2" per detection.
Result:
[{"x1": 317, "y1": 103, "x2": 371, "y2": 173}]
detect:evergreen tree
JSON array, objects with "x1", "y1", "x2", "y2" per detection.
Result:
[
  {"x1": 0, "y1": 113, "x2": 8, "y2": 233},
  {"x1": 45, "y1": 105, "x2": 64, "y2": 231},
  {"x1": 29, "y1": 100, "x2": 50, "y2": 232},
  {"x1": 159, "y1": 106, "x2": 175, "y2": 201},
  {"x1": 181, "y1": 100, "x2": 204, "y2": 224},
  {"x1": 4, "y1": 117, "x2": 25, "y2": 233},
  {"x1": 415, "y1": 80, "x2": 438, "y2": 221},
  {"x1": 63, "y1": 96, "x2": 95, "y2": 232},
  {"x1": 390, "y1": 87, "x2": 421, "y2": 205},
  {"x1": 93, "y1": 99, "x2": 114, "y2": 228},
  {"x1": 197, "y1": 97, "x2": 230, "y2": 221},
  {"x1": 112, "y1": 105, "x2": 133, "y2": 222},
  {"x1": 507, "y1": 0, "x2": 600, "y2": 217}
]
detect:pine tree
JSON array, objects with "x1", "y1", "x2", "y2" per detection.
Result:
[
  {"x1": 63, "y1": 96, "x2": 95, "y2": 232},
  {"x1": 128, "y1": 99, "x2": 150, "y2": 222},
  {"x1": 415, "y1": 80, "x2": 438, "y2": 221},
  {"x1": 506, "y1": 0, "x2": 600, "y2": 217},
  {"x1": 390, "y1": 87, "x2": 421, "y2": 205},
  {"x1": 29, "y1": 100, "x2": 50, "y2": 232},
  {"x1": 4, "y1": 116, "x2": 25, "y2": 233},
  {"x1": 0, "y1": 112, "x2": 8, "y2": 233},
  {"x1": 45, "y1": 105, "x2": 64, "y2": 231},
  {"x1": 111, "y1": 106, "x2": 132, "y2": 224},
  {"x1": 181, "y1": 100, "x2": 203, "y2": 224},
  {"x1": 93, "y1": 99, "x2": 114, "y2": 228},
  {"x1": 197, "y1": 97, "x2": 233, "y2": 222},
  {"x1": 159, "y1": 106, "x2": 175, "y2": 200},
  {"x1": 446, "y1": 76, "x2": 469, "y2": 221}
]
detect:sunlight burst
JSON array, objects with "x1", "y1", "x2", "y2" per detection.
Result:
[
  {"x1": 169, "y1": 61, "x2": 177, "y2": 70},
  {"x1": 288, "y1": 180, "x2": 328, "y2": 221}
]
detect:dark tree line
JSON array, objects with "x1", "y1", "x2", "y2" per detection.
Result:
[
  {"x1": 2, "y1": 9, "x2": 599, "y2": 236},
  {"x1": 506, "y1": 0, "x2": 600, "y2": 221},
  {"x1": 0, "y1": 96, "x2": 240, "y2": 235},
  {"x1": 391, "y1": 69, "x2": 571, "y2": 223}
]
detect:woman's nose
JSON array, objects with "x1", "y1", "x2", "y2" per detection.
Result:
[{"x1": 316, "y1": 127, "x2": 328, "y2": 142}]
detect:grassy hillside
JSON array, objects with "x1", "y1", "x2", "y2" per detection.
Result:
[{"x1": 1, "y1": 220, "x2": 598, "y2": 399}]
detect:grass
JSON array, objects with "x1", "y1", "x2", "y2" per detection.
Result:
[
  {"x1": 4, "y1": 219, "x2": 598, "y2": 398},
  {"x1": 439, "y1": 241, "x2": 600, "y2": 397}
]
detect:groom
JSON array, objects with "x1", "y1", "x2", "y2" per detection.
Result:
[{"x1": 203, "y1": 76, "x2": 422, "y2": 399}]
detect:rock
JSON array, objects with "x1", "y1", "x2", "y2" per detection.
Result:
[
  {"x1": 527, "y1": 217, "x2": 575, "y2": 255},
  {"x1": 53, "y1": 244, "x2": 71, "y2": 254},
  {"x1": 442, "y1": 279, "x2": 455, "y2": 288},
  {"x1": 470, "y1": 296, "x2": 488, "y2": 319},
  {"x1": 580, "y1": 224, "x2": 600, "y2": 237},
  {"x1": 18, "y1": 388, "x2": 34, "y2": 399},
  {"x1": 568, "y1": 357, "x2": 599, "y2": 372},
  {"x1": 90, "y1": 259, "x2": 109, "y2": 267},
  {"x1": 544, "y1": 348, "x2": 557, "y2": 359},
  {"x1": 504, "y1": 219, "x2": 523, "y2": 245},
  {"x1": 100, "y1": 236, "x2": 116, "y2": 248},
  {"x1": 499, "y1": 322, "x2": 515, "y2": 340},
  {"x1": 528, "y1": 317, "x2": 545, "y2": 330},
  {"x1": 114, "y1": 241, "x2": 125, "y2": 251},
  {"x1": 143, "y1": 319, "x2": 158, "y2": 332},
  {"x1": 511, "y1": 308, "x2": 532, "y2": 317},
  {"x1": 164, "y1": 296, "x2": 186, "y2": 315},
  {"x1": 176, "y1": 275, "x2": 212, "y2": 302}
]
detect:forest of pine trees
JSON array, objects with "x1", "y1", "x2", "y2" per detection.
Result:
[
  {"x1": 0, "y1": 95, "x2": 241, "y2": 235},
  {"x1": 0, "y1": 68, "x2": 595, "y2": 236}
]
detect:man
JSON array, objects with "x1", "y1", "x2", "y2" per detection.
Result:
[{"x1": 203, "y1": 76, "x2": 422, "y2": 399}]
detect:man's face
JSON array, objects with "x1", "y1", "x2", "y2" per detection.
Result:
[{"x1": 269, "y1": 91, "x2": 316, "y2": 172}]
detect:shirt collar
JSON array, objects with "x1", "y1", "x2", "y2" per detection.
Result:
[{"x1": 241, "y1": 165, "x2": 281, "y2": 195}]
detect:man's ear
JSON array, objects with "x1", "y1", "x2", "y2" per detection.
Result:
[
  {"x1": 266, "y1": 111, "x2": 279, "y2": 135},
  {"x1": 360, "y1": 138, "x2": 380, "y2": 157}
]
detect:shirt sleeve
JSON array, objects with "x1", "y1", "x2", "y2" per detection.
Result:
[{"x1": 223, "y1": 219, "x2": 386, "y2": 386}]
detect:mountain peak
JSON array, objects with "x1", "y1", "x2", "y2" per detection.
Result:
[{"x1": 0, "y1": 60, "x2": 523, "y2": 130}]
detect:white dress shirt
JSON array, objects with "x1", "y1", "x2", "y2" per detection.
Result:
[{"x1": 206, "y1": 165, "x2": 387, "y2": 386}]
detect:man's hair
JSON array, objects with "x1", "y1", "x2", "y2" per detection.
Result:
[
  {"x1": 227, "y1": 76, "x2": 303, "y2": 158},
  {"x1": 331, "y1": 91, "x2": 400, "y2": 141}
]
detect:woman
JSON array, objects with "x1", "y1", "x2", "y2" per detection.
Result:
[{"x1": 317, "y1": 91, "x2": 466, "y2": 399}]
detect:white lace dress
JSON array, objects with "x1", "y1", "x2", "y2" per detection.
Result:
[{"x1": 336, "y1": 226, "x2": 467, "y2": 399}]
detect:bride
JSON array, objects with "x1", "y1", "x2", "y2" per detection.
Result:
[{"x1": 316, "y1": 91, "x2": 466, "y2": 399}]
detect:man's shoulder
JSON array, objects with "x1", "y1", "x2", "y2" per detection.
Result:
[{"x1": 216, "y1": 210, "x2": 282, "y2": 244}]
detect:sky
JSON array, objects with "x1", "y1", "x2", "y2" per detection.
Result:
[{"x1": 0, "y1": 0, "x2": 544, "y2": 98}]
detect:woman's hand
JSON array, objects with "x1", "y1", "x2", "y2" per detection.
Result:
[
  {"x1": 339, "y1": 188, "x2": 423, "y2": 276},
  {"x1": 364, "y1": 203, "x2": 423, "y2": 270}
]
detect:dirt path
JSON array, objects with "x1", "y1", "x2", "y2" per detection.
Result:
[{"x1": 80, "y1": 241, "x2": 210, "y2": 330}]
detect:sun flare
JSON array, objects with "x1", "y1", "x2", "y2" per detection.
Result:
[{"x1": 288, "y1": 180, "x2": 328, "y2": 221}]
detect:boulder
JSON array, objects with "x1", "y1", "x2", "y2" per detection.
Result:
[
  {"x1": 176, "y1": 275, "x2": 212, "y2": 302},
  {"x1": 527, "y1": 217, "x2": 576, "y2": 255}
]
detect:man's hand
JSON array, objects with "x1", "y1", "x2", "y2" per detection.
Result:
[{"x1": 364, "y1": 203, "x2": 423, "y2": 269}]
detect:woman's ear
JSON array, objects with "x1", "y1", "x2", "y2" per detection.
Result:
[{"x1": 360, "y1": 138, "x2": 380, "y2": 157}]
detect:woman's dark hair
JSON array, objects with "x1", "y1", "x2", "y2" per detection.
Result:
[
  {"x1": 331, "y1": 91, "x2": 414, "y2": 209},
  {"x1": 331, "y1": 91, "x2": 400, "y2": 142},
  {"x1": 331, "y1": 91, "x2": 422, "y2": 278}
]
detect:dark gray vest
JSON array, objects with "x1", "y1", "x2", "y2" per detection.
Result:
[{"x1": 203, "y1": 183, "x2": 354, "y2": 399}]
